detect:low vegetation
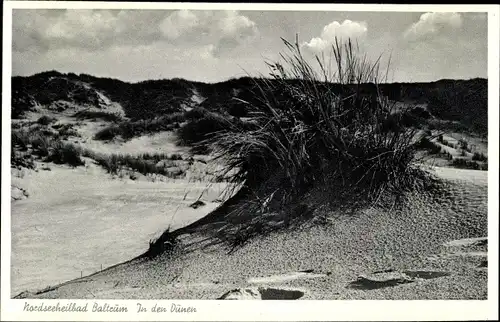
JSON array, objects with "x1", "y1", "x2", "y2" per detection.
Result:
[
  {"x1": 37, "y1": 115, "x2": 57, "y2": 125},
  {"x1": 73, "y1": 110, "x2": 123, "y2": 123},
  {"x1": 451, "y1": 158, "x2": 487, "y2": 170},
  {"x1": 414, "y1": 137, "x2": 442, "y2": 155},
  {"x1": 472, "y1": 152, "x2": 487, "y2": 162},
  {"x1": 12, "y1": 129, "x2": 84, "y2": 168},
  {"x1": 81, "y1": 150, "x2": 185, "y2": 178},
  {"x1": 11, "y1": 147, "x2": 36, "y2": 170},
  {"x1": 94, "y1": 113, "x2": 184, "y2": 141},
  {"x1": 46, "y1": 141, "x2": 85, "y2": 167},
  {"x1": 13, "y1": 124, "x2": 188, "y2": 178}
]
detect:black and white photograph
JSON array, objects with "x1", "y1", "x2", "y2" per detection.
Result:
[{"x1": 2, "y1": 1, "x2": 499, "y2": 320}]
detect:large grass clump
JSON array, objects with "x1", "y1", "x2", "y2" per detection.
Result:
[{"x1": 198, "y1": 37, "x2": 440, "y2": 244}]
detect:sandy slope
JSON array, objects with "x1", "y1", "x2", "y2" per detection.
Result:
[
  {"x1": 11, "y1": 162, "x2": 230, "y2": 297},
  {"x1": 16, "y1": 167, "x2": 488, "y2": 300}
]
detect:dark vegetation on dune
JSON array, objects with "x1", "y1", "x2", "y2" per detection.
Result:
[
  {"x1": 73, "y1": 110, "x2": 123, "y2": 123},
  {"x1": 93, "y1": 113, "x2": 184, "y2": 141},
  {"x1": 148, "y1": 38, "x2": 463, "y2": 256},
  {"x1": 12, "y1": 128, "x2": 85, "y2": 168},
  {"x1": 13, "y1": 64, "x2": 487, "y2": 138},
  {"x1": 11, "y1": 36, "x2": 488, "y2": 257},
  {"x1": 12, "y1": 125, "x2": 188, "y2": 178}
]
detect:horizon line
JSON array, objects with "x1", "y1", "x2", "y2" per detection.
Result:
[{"x1": 11, "y1": 70, "x2": 488, "y2": 86}]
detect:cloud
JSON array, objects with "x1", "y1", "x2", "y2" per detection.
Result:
[
  {"x1": 302, "y1": 20, "x2": 367, "y2": 52},
  {"x1": 159, "y1": 10, "x2": 258, "y2": 56},
  {"x1": 12, "y1": 9, "x2": 258, "y2": 57},
  {"x1": 159, "y1": 9, "x2": 200, "y2": 40},
  {"x1": 404, "y1": 12, "x2": 463, "y2": 41},
  {"x1": 467, "y1": 12, "x2": 487, "y2": 21},
  {"x1": 13, "y1": 9, "x2": 165, "y2": 52},
  {"x1": 218, "y1": 10, "x2": 257, "y2": 38}
]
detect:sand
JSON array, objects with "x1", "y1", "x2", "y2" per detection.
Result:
[
  {"x1": 11, "y1": 161, "x2": 231, "y2": 297},
  {"x1": 10, "y1": 95, "x2": 489, "y2": 300},
  {"x1": 14, "y1": 166, "x2": 488, "y2": 300}
]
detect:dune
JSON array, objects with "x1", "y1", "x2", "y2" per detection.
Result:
[
  {"x1": 10, "y1": 67, "x2": 489, "y2": 301},
  {"x1": 14, "y1": 166, "x2": 487, "y2": 300}
]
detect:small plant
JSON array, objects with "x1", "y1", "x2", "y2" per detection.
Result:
[
  {"x1": 12, "y1": 130, "x2": 31, "y2": 151},
  {"x1": 37, "y1": 115, "x2": 57, "y2": 125},
  {"x1": 170, "y1": 153, "x2": 183, "y2": 161},
  {"x1": 31, "y1": 135, "x2": 53, "y2": 157},
  {"x1": 94, "y1": 125, "x2": 121, "y2": 141},
  {"x1": 472, "y1": 152, "x2": 488, "y2": 162},
  {"x1": 92, "y1": 114, "x2": 186, "y2": 141},
  {"x1": 47, "y1": 142, "x2": 84, "y2": 167},
  {"x1": 458, "y1": 138, "x2": 470, "y2": 152},
  {"x1": 11, "y1": 147, "x2": 35, "y2": 169},
  {"x1": 58, "y1": 124, "x2": 80, "y2": 138}
]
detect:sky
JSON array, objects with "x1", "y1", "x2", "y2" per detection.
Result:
[{"x1": 11, "y1": 9, "x2": 488, "y2": 83}]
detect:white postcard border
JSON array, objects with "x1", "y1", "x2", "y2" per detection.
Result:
[{"x1": 2, "y1": 2, "x2": 499, "y2": 321}]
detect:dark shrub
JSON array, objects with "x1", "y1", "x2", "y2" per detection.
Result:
[
  {"x1": 185, "y1": 106, "x2": 210, "y2": 120},
  {"x1": 409, "y1": 106, "x2": 431, "y2": 119},
  {"x1": 177, "y1": 111, "x2": 234, "y2": 153},
  {"x1": 472, "y1": 152, "x2": 487, "y2": 162},
  {"x1": 11, "y1": 147, "x2": 35, "y2": 169},
  {"x1": 58, "y1": 124, "x2": 80, "y2": 138},
  {"x1": 458, "y1": 138, "x2": 469, "y2": 152},
  {"x1": 451, "y1": 158, "x2": 486, "y2": 170},
  {"x1": 170, "y1": 153, "x2": 183, "y2": 160},
  {"x1": 414, "y1": 137, "x2": 442, "y2": 155},
  {"x1": 47, "y1": 142, "x2": 84, "y2": 167},
  {"x1": 37, "y1": 115, "x2": 57, "y2": 125},
  {"x1": 12, "y1": 130, "x2": 30, "y2": 151},
  {"x1": 227, "y1": 100, "x2": 249, "y2": 117},
  {"x1": 94, "y1": 125, "x2": 121, "y2": 140},
  {"x1": 31, "y1": 135, "x2": 52, "y2": 157}
]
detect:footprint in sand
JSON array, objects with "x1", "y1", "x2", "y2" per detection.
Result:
[
  {"x1": 218, "y1": 287, "x2": 305, "y2": 300},
  {"x1": 350, "y1": 237, "x2": 488, "y2": 291},
  {"x1": 348, "y1": 269, "x2": 451, "y2": 290},
  {"x1": 219, "y1": 270, "x2": 325, "y2": 300}
]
